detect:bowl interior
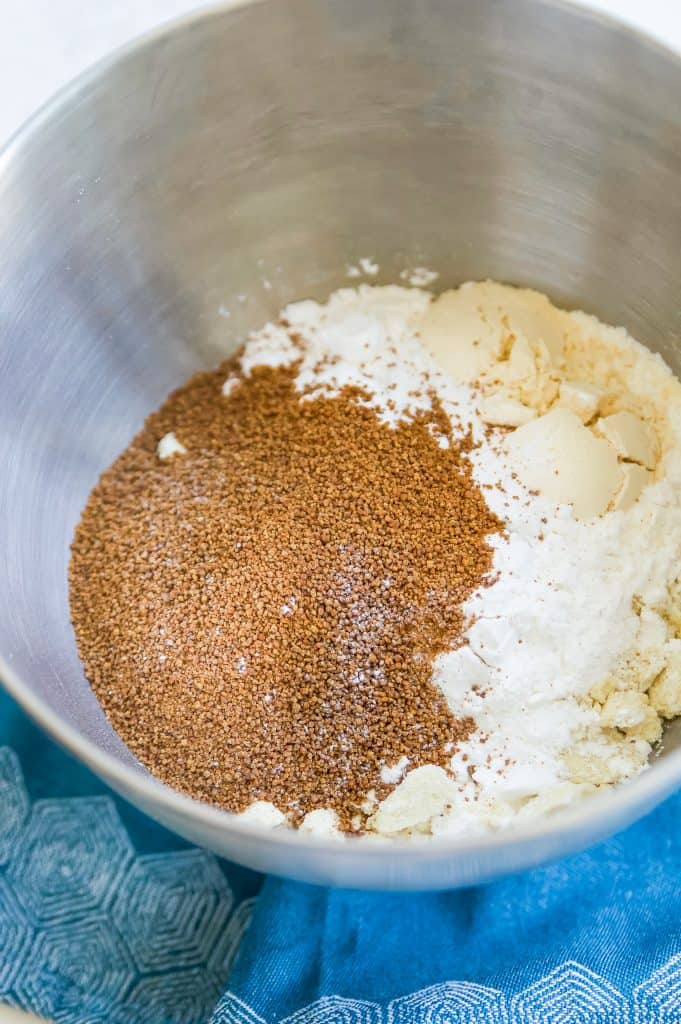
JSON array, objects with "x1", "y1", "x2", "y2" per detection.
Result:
[{"x1": 0, "y1": 0, "x2": 680, "y2": 887}]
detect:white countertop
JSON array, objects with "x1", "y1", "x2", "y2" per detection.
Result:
[{"x1": 0, "y1": 1, "x2": 679, "y2": 1022}]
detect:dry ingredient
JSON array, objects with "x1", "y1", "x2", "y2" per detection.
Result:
[
  {"x1": 69, "y1": 279, "x2": 681, "y2": 839},
  {"x1": 69, "y1": 361, "x2": 501, "y2": 829}
]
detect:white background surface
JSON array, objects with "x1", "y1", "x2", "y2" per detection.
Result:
[{"x1": 0, "y1": 1, "x2": 679, "y2": 1022}]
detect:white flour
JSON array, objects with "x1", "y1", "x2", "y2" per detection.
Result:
[{"x1": 231, "y1": 281, "x2": 681, "y2": 839}]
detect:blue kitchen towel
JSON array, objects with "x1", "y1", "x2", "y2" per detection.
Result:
[
  {"x1": 1, "y1": 686, "x2": 681, "y2": 1024},
  {"x1": 0, "y1": 689, "x2": 262, "y2": 1024}
]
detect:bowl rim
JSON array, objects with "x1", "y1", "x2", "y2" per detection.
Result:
[{"x1": 2, "y1": 0, "x2": 681, "y2": 866}]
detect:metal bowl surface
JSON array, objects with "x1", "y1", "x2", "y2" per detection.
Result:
[{"x1": 1, "y1": 0, "x2": 680, "y2": 888}]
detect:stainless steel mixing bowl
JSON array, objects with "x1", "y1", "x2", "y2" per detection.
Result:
[{"x1": 1, "y1": 0, "x2": 680, "y2": 890}]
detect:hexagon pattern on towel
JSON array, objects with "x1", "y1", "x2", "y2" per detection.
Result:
[
  {"x1": 112, "y1": 850, "x2": 233, "y2": 972},
  {"x1": 389, "y1": 981, "x2": 507, "y2": 1024},
  {"x1": 0, "y1": 749, "x2": 29, "y2": 866},
  {"x1": 210, "y1": 963, "x2": 681, "y2": 1024},
  {"x1": 281, "y1": 996, "x2": 383, "y2": 1024},
  {"x1": 0, "y1": 745, "x2": 247, "y2": 1023},
  {"x1": 0, "y1": 875, "x2": 34, "y2": 993},
  {"x1": 2, "y1": 741, "x2": 681, "y2": 1024},
  {"x1": 8, "y1": 797, "x2": 133, "y2": 924},
  {"x1": 125, "y1": 967, "x2": 222, "y2": 1024},
  {"x1": 633, "y1": 954, "x2": 681, "y2": 1023},
  {"x1": 13, "y1": 916, "x2": 135, "y2": 1021},
  {"x1": 510, "y1": 962, "x2": 630, "y2": 1023}
]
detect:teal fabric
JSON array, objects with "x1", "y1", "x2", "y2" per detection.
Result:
[{"x1": 0, "y1": 689, "x2": 261, "y2": 1023}]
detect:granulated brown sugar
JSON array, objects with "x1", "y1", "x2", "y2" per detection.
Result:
[{"x1": 69, "y1": 359, "x2": 502, "y2": 830}]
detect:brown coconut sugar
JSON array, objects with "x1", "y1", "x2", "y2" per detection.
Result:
[{"x1": 69, "y1": 358, "x2": 502, "y2": 830}]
